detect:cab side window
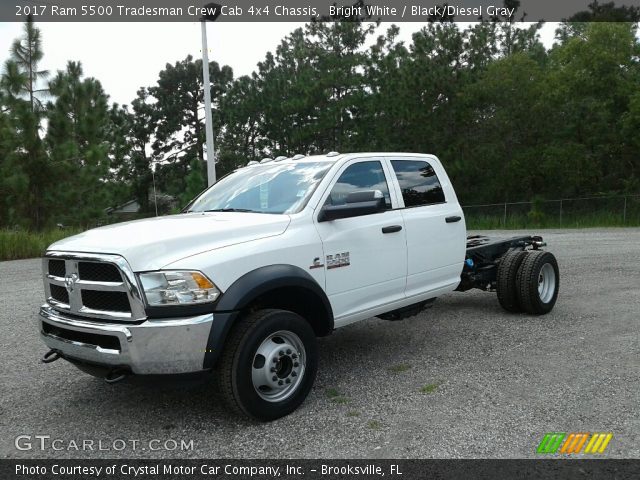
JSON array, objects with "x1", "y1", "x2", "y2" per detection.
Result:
[
  {"x1": 391, "y1": 160, "x2": 445, "y2": 207},
  {"x1": 327, "y1": 161, "x2": 392, "y2": 208}
]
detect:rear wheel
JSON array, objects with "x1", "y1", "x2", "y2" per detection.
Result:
[
  {"x1": 217, "y1": 309, "x2": 318, "y2": 421},
  {"x1": 516, "y1": 250, "x2": 559, "y2": 315},
  {"x1": 496, "y1": 249, "x2": 528, "y2": 312}
]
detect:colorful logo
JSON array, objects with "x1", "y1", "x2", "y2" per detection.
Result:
[{"x1": 537, "y1": 433, "x2": 613, "y2": 454}]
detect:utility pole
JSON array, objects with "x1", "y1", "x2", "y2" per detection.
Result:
[
  {"x1": 200, "y1": 3, "x2": 221, "y2": 186},
  {"x1": 151, "y1": 166, "x2": 158, "y2": 217}
]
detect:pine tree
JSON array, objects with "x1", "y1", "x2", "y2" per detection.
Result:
[
  {"x1": 149, "y1": 55, "x2": 232, "y2": 196},
  {"x1": 1, "y1": 18, "x2": 51, "y2": 228},
  {"x1": 9, "y1": 16, "x2": 49, "y2": 113},
  {"x1": 46, "y1": 61, "x2": 111, "y2": 225}
]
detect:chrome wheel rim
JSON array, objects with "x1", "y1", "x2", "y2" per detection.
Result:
[
  {"x1": 538, "y1": 263, "x2": 556, "y2": 304},
  {"x1": 252, "y1": 330, "x2": 306, "y2": 402}
]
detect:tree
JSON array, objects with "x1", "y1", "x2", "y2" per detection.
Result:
[
  {"x1": 219, "y1": 74, "x2": 262, "y2": 171},
  {"x1": 150, "y1": 55, "x2": 233, "y2": 197},
  {"x1": 0, "y1": 101, "x2": 19, "y2": 225},
  {"x1": 106, "y1": 88, "x2": 155, "y2": 213},
  {"x1": 362, "y1": 24, "x2": 410, "y2": 150},
  {"x1": 456, "y1": 53, "x2": 550, "y2": 202},
  {"x1": 555, "y1": 1, "x2": 640, "y2": 42},
  {"x1": 46, "y1": 61, "x2": 112, "y2": 225},
  {"x1": 2, "y1": 16, "x2": 640, "y2": 230},
  {"x1": 8, "y1": 16, "x2": 49, "y2": 113},
  {"x1": 545, "y1": 22, "x2": 640, "y2": 196},
  {"x1": 0, "y1": 19, "x2": 51, "y2": 228},
  {"x1": 621, "y1": 92, "x2": 640, "y2": 193},
  {"x1": 305, "y1": 19, "x2": 377, "y2": 151}
]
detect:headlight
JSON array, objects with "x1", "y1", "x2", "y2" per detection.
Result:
[{"x1": 138, "y1": 270, "x2": 220, "y2": 306}]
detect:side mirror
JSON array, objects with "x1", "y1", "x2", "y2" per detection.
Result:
[{"x1": 318, "y1": 190, "x2": 386, "y2": 222}]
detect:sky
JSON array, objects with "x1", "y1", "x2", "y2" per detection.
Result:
[{"x1": 0, "y1": 21, "x2": 558, "y2": 107}]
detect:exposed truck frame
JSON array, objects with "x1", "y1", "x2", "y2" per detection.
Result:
[
  {"x1": 458, "y1": 235, "x2": 558, "y2": 315},
  {"x1": 458, "y1": 235, "x2": 546, "y2": 291}
]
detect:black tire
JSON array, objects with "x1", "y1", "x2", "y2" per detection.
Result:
[
  {"x1": 516, "y1": 250, "x2": 560, "y2": 315},
  {"x1": 217, "y1": 309, "x2": 318, "y2": 421},
  {"x1": 496, "y1": 250, "x2": 529, "y2": 313}
]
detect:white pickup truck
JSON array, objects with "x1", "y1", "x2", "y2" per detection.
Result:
[{"x1": 38, "y1": 152, "x2": 559, "y2": 420}]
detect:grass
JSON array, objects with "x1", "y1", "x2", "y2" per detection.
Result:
[
  {"x1": 388, "y1": 363, "x2": 412, "y2": 373},
  {"x1": 0, "y1": 228, "x2": 85, "y2": 261},
  {"x1": 465, "y1": 212, "x2": 640, "y2": 230},
  {"x1": 347, "y1": 410, "x2": 360, "y2": 417},
  {"x1": 420, "y1": 383, "x2": 440, "y2": 394},
  {"x1": 325, "y1": 388, "x2": 340, "y2": 398},
  {"x1": 367, "y1": 420, "x2": 382, "y2": 430},
  {"x1": 325, "y1": 388, "x2": 349, "y2": 404},
  {"x1": 331, "y1": 396, "x2": 349, "y2": 404}
]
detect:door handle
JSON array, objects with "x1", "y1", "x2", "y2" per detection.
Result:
[
  {"x1": 445, "y1": 216, "x2": 462, "y2": 223},
  {"x1": 382, "y1": 225, "x2": 402, "y2": 234}
]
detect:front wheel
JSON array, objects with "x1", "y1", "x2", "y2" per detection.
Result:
[
  {"x1": 217, "y1": 309, "x2": 318, "y2": 421},
  {"x1": 516, "y1": 250, "x2": 560, "y2": 315}
]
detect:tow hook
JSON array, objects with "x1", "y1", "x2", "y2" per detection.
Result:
[
  {"x1": 41, "y1": 349, "x2": 61, "y2": 364},
  {"x1": 104, "y1": 369, "x2": 129, "y2": 384}
]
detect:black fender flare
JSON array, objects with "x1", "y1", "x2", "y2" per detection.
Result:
[{"x1": 203, "y1": 264, "x2": 333, "y2": 369}]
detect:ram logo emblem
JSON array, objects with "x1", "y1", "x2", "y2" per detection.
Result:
[
  {"x1": 64, "y1": 273, "x2": 78, "y2": 293},
  {"x1": 326, "y1": 252, "x2": 350, "y2": 270}
]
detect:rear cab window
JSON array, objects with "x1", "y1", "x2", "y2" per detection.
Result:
[{"x1": 390, "y1": 160, "x2": 446, "y2": 207}]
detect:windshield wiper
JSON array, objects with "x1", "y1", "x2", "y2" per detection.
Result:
[{"x1": 202, "y1": 208, "x2": 258, "y2": 213}]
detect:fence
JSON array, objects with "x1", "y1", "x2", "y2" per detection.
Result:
[{"x1": 462, "y1": 194, "x2": 640, "y2": 229}]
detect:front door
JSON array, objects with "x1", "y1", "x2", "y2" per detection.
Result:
[{"x1": 313, "y1": 158, "x2": 407, "y2": 325}]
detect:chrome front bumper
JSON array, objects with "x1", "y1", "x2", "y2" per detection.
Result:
[{"x1": 38, "y1": 305, "x2": 214, "y2": 375}]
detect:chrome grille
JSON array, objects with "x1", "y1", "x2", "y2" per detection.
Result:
[
  {"x1": 78, "y1": 262, "x2": 121, "y2": 282},
  {"x1": 42, "y1": 252, "x2": 146, "y2": 322},
  {"x1": 48, "y1": 259, "x2": 66, "y2": 277},
  {"x1": 49, "y1": 284, "x2": 69, "y2": 304},
  {"x1": 82, "y1": 290, "x2": 131, "y2": 313}
]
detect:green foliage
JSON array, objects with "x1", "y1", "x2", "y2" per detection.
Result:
[
  {"x1": 8, "y1": 17, "x2": 49, "y2": 112},
  {"x1": 0, "y1": 228, "x2": 84, "y2": 260},
  {"x1": 367, "y1": 420, "x2": 382, "y2": 430},
  {"x1": 389, "y1": 364, "x2": 412, "y2": 373},
  {"x1": 181, "y1": 159, "x2": 207, "y2": 206},
  {"x1": 149, "y1": 55, "x2": 233, "y2": 200},
  {"x1": 46, "y1": 61, "x2": 111, "y2": 226},
  {"x1": 325, "y1": 387, "x2": 350, "y2": 404},
  {"x1": 420, "y1": 383, "x2": 439, "y2": 394},
  {"x1": 527, "y1": 197, "x2": 546, "y2": 225},
  {"x1": 1, "y1": 14, "x2": 639, "y2": 233},
  {"x1": 466, "y1": 211, "x2": 640, "y2": 229}
]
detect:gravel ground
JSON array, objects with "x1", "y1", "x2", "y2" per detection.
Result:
[{"x1": 0, "y1": 228, "x2": 638, "y2": 459}]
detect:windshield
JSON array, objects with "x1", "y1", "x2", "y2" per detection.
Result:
[{"x1": 187, "y1": 162, "x2": 333, "y2": 214}]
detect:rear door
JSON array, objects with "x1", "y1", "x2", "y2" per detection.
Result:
[
  {"x1": 387, "y1": 156, "x2": 466, "y2": 297},
  {"x1": 313, "y1": 157, "x2": 407, "y2": 325}
]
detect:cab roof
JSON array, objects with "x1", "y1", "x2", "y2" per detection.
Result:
[{"x1": 249, "y1": 152, "x2": 437, "y2": 166}]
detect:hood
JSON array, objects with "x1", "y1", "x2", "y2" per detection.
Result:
[{"x1": 48, "y1": 212, "x2": 291, "y2": 271}]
